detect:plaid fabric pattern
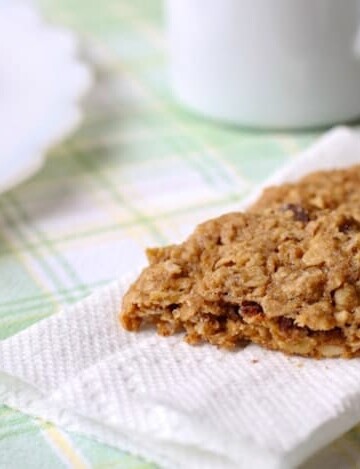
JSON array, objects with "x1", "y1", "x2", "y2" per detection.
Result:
[{"x1": 0, "y1": 0, "x2": 359, "y2": 467}]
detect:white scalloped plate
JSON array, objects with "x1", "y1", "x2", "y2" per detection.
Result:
[{"x1": 0, "y1": 2, "x2": 92, "y2": 193}]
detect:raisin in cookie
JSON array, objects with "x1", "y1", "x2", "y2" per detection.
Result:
[{"x1": 120, "y1": 207, "x2": 360, "y2": 358}]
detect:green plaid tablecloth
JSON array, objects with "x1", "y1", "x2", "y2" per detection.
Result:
[{"x1": 1, "y1": 1, "x2": 359, "y2": 467}]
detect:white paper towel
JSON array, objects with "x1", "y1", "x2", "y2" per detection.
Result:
[{"x1": 1, "y1": 127, "x2": 360, "y2": 469}]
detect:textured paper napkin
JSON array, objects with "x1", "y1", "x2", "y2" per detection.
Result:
[{"x1": 1, "y1": 127, "x2": 360, "y2": 469}]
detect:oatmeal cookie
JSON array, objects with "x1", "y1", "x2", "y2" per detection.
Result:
[
  {"x1": 251, "y1": 165, "x2": 360, "y2": 216},
  {"x1": 120, "y1": 207, "x2": 360, "y2": 358}
]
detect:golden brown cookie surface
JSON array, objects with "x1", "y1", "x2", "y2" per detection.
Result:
[
  {"x1": 251, "y1": 164, "x2": 360, "y2": 216},
  {"x1": 121, "y1": 204, "x2": 360, "y2": 358}
]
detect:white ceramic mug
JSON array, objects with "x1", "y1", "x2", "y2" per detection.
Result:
[{"x1": 166, "y1": 0, "x2": 360, "y2": 129}]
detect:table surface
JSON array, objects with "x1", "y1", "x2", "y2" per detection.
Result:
[{"x1": 1, "y1": 1, "x2": 360, "y2": 468}]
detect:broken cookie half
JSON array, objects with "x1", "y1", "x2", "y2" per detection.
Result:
[{"x1": 120, "y1": 207, "x2": 360, "y2": 358}]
